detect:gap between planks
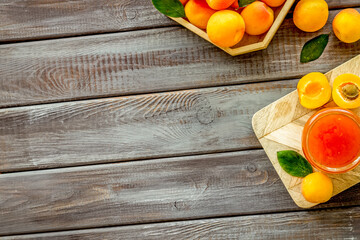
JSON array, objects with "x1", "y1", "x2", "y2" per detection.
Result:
[
  {"x1": 1, "y1": 205, "x2": 359, "y2": 239},
  {"x1": 0, "y1": 76, "x2": 302, "y2": 110},
  {"x1": 0, "y1": 150, "x2": 359, "y2": 235},
  {"x1": 0, "y1": 147, "x2": 263, "y2": 175},
  {"x1": 0, "y1": 80, "x2": 298, "y2": 172},
  {"x1": 0, "y1": 24, "x2": 180, "y2": 46}
]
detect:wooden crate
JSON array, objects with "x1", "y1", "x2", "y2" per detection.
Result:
[{"x1": 170, "y1": 0, "x2": 295, "y2": 56}]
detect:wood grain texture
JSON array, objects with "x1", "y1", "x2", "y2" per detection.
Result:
[
  {"x1": 325, "y1": 0, "x2": 360, "y2": 8},
  {"x1": 0, "y1": 80, "x2": 296, "y2": 172},
  {"x1": 0, "y1": 0, "x2": 358, "y2": 43},
  {"x1": 3, "y1": 207, "x2": 360, "y2": 239},
  {"x1": 1, "y1": 8, "x2": 360, "y2": 108},
  {"x1": 253, "y1": 55, "x2": 360, "y2": 208},
  {"x1": 0, "y1": 0, "x2": 174, "y2": 42},
  {"x1": 0, "y1": 150, "x2": 360, "y2": 236}
]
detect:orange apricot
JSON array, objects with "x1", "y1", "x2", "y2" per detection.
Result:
[
  {"x1": 293, "y1": 0, "x2": 329, "y2": 32},
  {"x1": 333, "y1": 9, "x2": 360, "y2": 43},
  {"x1": 261, "y1": 0, "x2": 285, "y2": 7},
  {"x1": 302, "y1": 172, "x2": 333, "y2": 203},
  {"x1": 240, "y1": 1, "x2": 274, "y2": 36},
  {"x1": 206, "y1": 0, "x2": 235, "y2": 10},
  {"x1": 207, "y1": 10, "x2": 245, "y2": 47},
  {"x1": 185, "y1": 0, "x2": 216, "y2": 29},
  {"x1": 179, "y1": 0, "x2": 188, "y2": 5}
]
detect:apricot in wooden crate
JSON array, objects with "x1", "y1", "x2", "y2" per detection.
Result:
[
  {"x1": 207, "y1": 10, "x2": 245, "y2": 48},
  {"x1": 185, "y1": 0, "x2": 216, "y2": 29},
  {"x1": 241, "y1": 1, "x2": 274, "y2": 36}
]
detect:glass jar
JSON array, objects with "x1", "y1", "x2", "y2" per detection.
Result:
[{"x1": 302, "y1": 107, "x2": 360, "y2": 173}]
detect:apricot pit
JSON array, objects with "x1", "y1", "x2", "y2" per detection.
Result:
[{"x1": 332, "y1": 73, "x2": 360, "y2": 109}]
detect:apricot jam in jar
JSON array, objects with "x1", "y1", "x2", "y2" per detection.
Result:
[{"x1": 302, "y1": 108, "x2": 360, "y2": 173}]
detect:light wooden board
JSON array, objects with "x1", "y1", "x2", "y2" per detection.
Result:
[
  {"x1": 0, "y1": 0, "x2": 358, "y2": 43},
  {"x1": 253, "y1": 55, "x2": 360, "y2": 208},
  {"x1": 1, "y1": 9, "x2": 360, "y2": 108},
  {"x1": 0, "y1": 150, "x2": 359, "y2": 236},
  {"x1": 3, "y1": 206, "x2": 359, "y2": 239},
  {"x1": 170, "y1": 0, "x2": 295, "y2": 56},
  {"x1": 0, "y1": 80, "x2": 296, "y2": 172}
]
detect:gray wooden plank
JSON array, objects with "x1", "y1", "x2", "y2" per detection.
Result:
[
  {"x1": 3, "y1": 207, "x2": 360, "y2": 239},
  {"x1": 1, "y1": 8, "x2": 360, "y2": 108},
  {"x1": 0, "y1": 0, "x2": 173, "y2": 42},
  {"x1": 0, "y1": 150, "x2": 359, "y2": 236},
  {"x1": 0, "y1": 0, "x2": 358, "y2": 42},
  {"x1": 326, "y1": 0, "x2": 360, "y2": 8},
  {"x1": 292, "y1": 0, "x2": 360, "y2": 10},
  {"x1": 0, "y1": 80, "x2": 296, "y2": 172}
]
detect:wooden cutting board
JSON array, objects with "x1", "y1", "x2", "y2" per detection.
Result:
[{"x1": 252, "y1": 55, "x2": 360, "y2": 208}]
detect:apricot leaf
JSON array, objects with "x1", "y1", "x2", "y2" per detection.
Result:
[
  {"x1": 300, "y1": 34, "x2": 329, "y2": 63},
  {"x1": 152, "y1": 0, "x2": 185, "y2": 18},
  {"x1": 277, "y1": 150, "x2": 313, "y2": 177},
  {"x1": 238, "y1": 0, "x2": 256, "y2": 7}
]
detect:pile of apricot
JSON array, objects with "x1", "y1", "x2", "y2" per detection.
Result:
[{"x1": 180, "y1": 0, "x2": 286, "y2": 48}]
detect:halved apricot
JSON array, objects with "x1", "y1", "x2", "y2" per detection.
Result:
[
  {"x1": 297, "y1": 72, "x2": 331, "y2": 109},
  {"x1": 332, "y1": 73, "x2": 360, "y2": 109}
]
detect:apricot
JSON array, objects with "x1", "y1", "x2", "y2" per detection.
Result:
[
  {"x1": 206, "y1": 0, "x2": 235, "y2": 10},
  {"x1": 207, "y1": 10, "x2": 245, "y2": 47},
  {"x1": 261, "y1": 0, "x2": 285, "y2": 7},
  {"x1": 293, "y1": 0, "x2": 328, "y2": 32},
  {"x1": 333, "y1": 9, "x2": 360, "y2": 43},
  {"x1": 241, "y1": 1, "x2": 274, "y2": 36},
  {"x1": 185, "y1": 0, "x2": 216, "y2": 29},
  {"x1": 297, "y1": 72, "x2": 331, "y2": 109},
  {"x1": 180, "y1": 0, "x2": 188, "y2": 5},
  {"x1": 302, "y1": 172, "x2": 333, "y2": 203}
]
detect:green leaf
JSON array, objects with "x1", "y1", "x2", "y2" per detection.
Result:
[
  {"x1": 300, "y1": 34, "x2": 329, "y2": 63},
  {"x1": 277, "y1": 150, "x2": 313, "y2": 178},
  {"x1": 238, "y1": 0, "x2": 256, "y2": 7},
  {"x1": 152, "y1": 0, "x2": 185, "y2": 18}
]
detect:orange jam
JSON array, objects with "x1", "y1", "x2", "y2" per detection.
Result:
[{"x1": 302, "y1": 108, "x2": 360, "y2": 173}]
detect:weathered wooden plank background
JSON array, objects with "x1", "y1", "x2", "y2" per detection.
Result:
[
  {"x1": 3, "y1": 207, "x2": 359, "y2": 240},
  {"x1": 0, "y1": 8, "x2": 359, "y2": 108},
  {"x1": 1, "y1": 0, "x2": 359, "y2": 238},
  {"x1": 0, "y1": 150, "x2": 359, "y2": 235},
  {"x1": 0, "y1": 80, "x2": 296, "y2": 172},
  {"x1": 0, "y1": 0, "x2": 359, "y2": 42},
  {"x1": 0, "y1": 0, "x2": 174, "y2": 42}
]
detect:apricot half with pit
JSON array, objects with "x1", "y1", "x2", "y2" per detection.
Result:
[
  {"x1": 297, "y1": 72, "x2": 331, "y2": 109},
  {"x1": 332, "y1": 73, "x2": 360, "y2": 109}
]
